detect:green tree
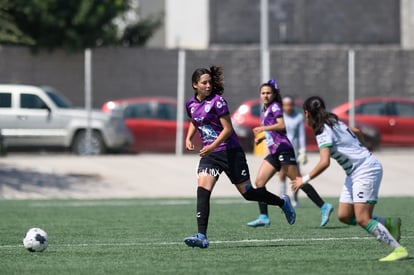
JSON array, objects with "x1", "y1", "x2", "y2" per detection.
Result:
[
  {"x1": 121, "y1": 13, "x2": 163, "y2": 46},
  {"x1": 0, "y1": 0, "x2": 161, "y2": 51},
  {"x1": 0, "y1": 0, "x2": 35, "y2": 45}
]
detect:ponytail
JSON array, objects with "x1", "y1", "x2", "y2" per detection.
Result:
[
  {"x1": 210, "y1": 65, "x2": 224, "y2": 95},
  {"x1": 303, "y1": 96, "x2": 338, "y2": 135}
]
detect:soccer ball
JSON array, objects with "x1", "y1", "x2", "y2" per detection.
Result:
[{"x1": 23, "y1": 228, "x2": 48, "y2": 252}]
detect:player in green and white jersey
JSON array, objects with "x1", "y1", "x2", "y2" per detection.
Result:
[{"x1": 292, "y1": 96, "x2": 408, "y2": 262}]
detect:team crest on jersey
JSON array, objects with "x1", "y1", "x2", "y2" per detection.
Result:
[{"x1": 204, "y1": 103, "x2": 211, "y2": 112}]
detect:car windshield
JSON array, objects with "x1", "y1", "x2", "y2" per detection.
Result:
[{"x1": 45, "y1": 90, "x2": 72, "y2": 108}]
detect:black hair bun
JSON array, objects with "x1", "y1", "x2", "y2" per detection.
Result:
[{"x1": 312, "y1": 99, "x2": 321, "y2": 109}]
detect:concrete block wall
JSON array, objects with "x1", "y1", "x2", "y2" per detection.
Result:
[{"x1": 1, "y1": 46, "x2": 413, "y2": 113}]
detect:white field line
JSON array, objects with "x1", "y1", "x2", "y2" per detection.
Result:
[
  {"x1": 28, "y1": 199, "x2": 247, "y2": 208},
  {"x1": 2, "y1": 236, "x2": 413, "y2": 249}
]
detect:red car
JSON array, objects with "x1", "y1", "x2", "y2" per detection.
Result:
[
  {"x1": 102, "y1": 97, "x2": 200, "y2": 153},
  {"x1": 332, "y1": 97, "x2": 414, "y2": 147},
  {"x1": 232, "y1": 99, "x2": 380, "y2": 152}
]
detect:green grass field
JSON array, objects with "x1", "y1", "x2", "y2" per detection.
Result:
[{"x1": 0, "y1": 197, "x2": 413, "y2": 275}]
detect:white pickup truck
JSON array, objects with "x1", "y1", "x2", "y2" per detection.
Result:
[{"x1": 0, "y1": 84, "x2": 132, "y2": 154}]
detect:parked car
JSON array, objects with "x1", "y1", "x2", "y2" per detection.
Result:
[
  {"x1": 232, "y1": 99, "x2": 380, "y2": 152},
  {"x1": 102, "y1": 97, "x2": 201, "y2": 153},
  {"x1": 0, "y1": 85, "x2": 132, "y2": 154},
  {"x1": 332, "y1": 97, "x2": 414, "y2": 147}
]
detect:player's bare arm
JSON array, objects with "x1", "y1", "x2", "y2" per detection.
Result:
[
  {"x1": 185, "y1": 121, "x2": 197, "y2": 151},
  {"x1": 292, "y1": 147, "x2": 331, "y2": 191}
]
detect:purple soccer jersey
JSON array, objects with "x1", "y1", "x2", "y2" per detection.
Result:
[
  {"x1": 186, "y1": 94, "x2": 241, "y2": 152},
  {"x1": 262, "y1": 101, "x2": 294, "y2": 154}
]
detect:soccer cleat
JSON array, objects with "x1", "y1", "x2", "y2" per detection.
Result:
[
  {"x1": 281, "y1": 195, "x2": 296, "y2": 225},
  {"x1": 379, "y1": 246, "x2": 408, "y2": 262},
  {"x1": 385, "y1": 217, "x2": 401, "y2": 242},
  {"x1": 184, "y1": 233, "x2": 209, "y2": 249},
  {"x1": 320, "y1": 203, "x2": 334, "y2": 227},
  {"x1": 247, "y1": 214, "x2": 271, "y2": 227}
]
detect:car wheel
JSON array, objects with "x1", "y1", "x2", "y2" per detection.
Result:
[{"x1": 72, "y1": 130, "x2": 106, "y2": 155}]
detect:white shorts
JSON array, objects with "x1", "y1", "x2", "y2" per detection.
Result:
[{"x1": 339, "y1": 157, "x2": 383, "y2": 204}]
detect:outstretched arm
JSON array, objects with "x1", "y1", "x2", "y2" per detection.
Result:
[{"x1": 292, "y1": 147, "x2": 331, "y2": 191}]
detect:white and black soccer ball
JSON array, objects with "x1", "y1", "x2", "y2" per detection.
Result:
[{"x1": 23, "y1": 228, "x2": 48, "y2": 252}]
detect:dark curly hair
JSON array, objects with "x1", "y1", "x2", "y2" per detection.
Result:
[
  {"x1": 191, "y1": 65, "x2": 224, "y2": 95},
  {"x1": 303, "y1": 96, "x2": 338, "y2": 135}
]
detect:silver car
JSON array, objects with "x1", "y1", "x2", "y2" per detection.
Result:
[{"x1": 0, "y1": 84, "x2": 132, "y2": 154}]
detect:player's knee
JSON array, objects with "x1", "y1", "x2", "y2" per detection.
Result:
[
  {"x1": 242, "y1": 185, "x2": 258, "y2": 201},
  {"x1": 254, "y1": 179, "x2": 266, "y2": 188},
  {"x1": 355, "y1": 217, "x2": 370, "y2": 228}
]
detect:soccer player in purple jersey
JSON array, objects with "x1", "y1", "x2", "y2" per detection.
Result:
[
  {"x1": 246, "y1": 80, "x2": 333, "y2": 228},
  {"x1": 183, "y1": 66, "x2": 296, "y2": 249}
]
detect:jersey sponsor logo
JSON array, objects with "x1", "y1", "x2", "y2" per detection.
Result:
[
  {"x1": 216, "y1": 101, "x2": 223, "y2": 109},
  {"x1": 199, "y1": 125, "x2": 218, "y2": 143},
  {"x1": 218, "y1": 97, "x2": 227, "y2": 106},
  {"x1": 241, "y1": 169, "x2": 247, "y2": 176},
  {"x1": 190, "y1": 106, "x2": 195, "y2": 114},
  {"x1": 317, "y1": 133, "x2": 330, "y2": 146}
]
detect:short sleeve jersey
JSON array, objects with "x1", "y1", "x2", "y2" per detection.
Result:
[
  {"x1": 262, "y1": 101, "x2": 294, "y2": 154},
  {"x1": 316, "y1": 121, "x2": 371, "y2": 175},
  {"x1": 186, "y1": 94, "x2": 241, "y2": 152}
]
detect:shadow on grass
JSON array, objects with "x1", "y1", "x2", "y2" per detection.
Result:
[
  {"x1": 0, "y1": 166, "x2": 100, "y2": 196},
  {"x1": 307, "y1": 226, "x2": 349, "y2": 230}
]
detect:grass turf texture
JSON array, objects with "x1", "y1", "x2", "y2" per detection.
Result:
[{"x1": 0, "y1": 197, "x2": 413, "y2": 275}]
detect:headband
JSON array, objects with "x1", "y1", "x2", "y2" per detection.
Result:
[{"x1": 268, "y1": 79, "x2": 279, "y2": 90}]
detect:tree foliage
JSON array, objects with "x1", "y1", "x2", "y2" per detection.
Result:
[{"x1": 0, "y1": 0, "x2": 162, "y2": 51}]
